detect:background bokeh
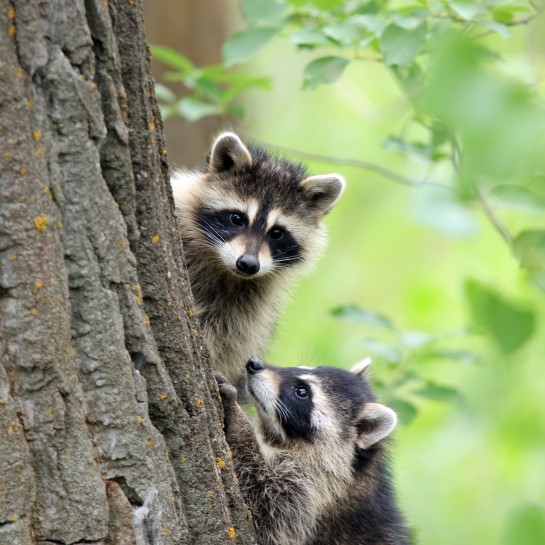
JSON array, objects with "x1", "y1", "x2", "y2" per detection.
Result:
[{"x1": 144, "y1": 1, "x2": 545, "y2": 543}]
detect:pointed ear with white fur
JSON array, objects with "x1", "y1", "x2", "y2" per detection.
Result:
[
  {"x1": 300, "y1": 174, "x2": 345, "y2": 215},
  {"x1": 354, "y1": 403, "x2": 397, "y2": 449},
  {"x1": 350, "y1": 357, "x2": 372, "y2": 378},
  {"x1": 209, "y1": 132, "x2": 252, "y2": 173}
]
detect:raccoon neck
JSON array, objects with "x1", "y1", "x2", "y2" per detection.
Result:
[{"x1": 262, "y1": 438, "x2": 356, "y2": 508}]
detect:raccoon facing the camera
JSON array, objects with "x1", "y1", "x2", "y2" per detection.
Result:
[
  {"x1": 216, "y1": 357, "x2": 411, "y2": 545},
  {"x1": 171, "y1": 133, "x2": 345, "y2": 384}
]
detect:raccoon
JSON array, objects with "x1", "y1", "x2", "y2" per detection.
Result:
[
  {"x1": 171, "y1": 133, "x2": 345, "y2": 384},
  {"x1": 215, "y1": 357, "x2": 411, "y2": 545}
]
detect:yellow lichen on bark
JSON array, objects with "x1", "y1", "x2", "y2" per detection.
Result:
[{"x1": 33, "y1": 215, "x2": 48, "y2": 232}]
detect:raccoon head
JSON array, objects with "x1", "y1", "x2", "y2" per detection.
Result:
[
  {"x1": 194, "y1": 132, "x2": 345, "y2": 278},
  {"x1": 245, "y1": 356, "x2": 397, "y2": 458}
]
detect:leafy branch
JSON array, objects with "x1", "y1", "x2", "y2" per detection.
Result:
[{"x1": 152, "y1": 0, "x2": 545, "y2": 291}]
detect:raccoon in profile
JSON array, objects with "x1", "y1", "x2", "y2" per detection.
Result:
[
  {"x1": 216, "y1": 357, "x2": 411, "y2": 545},
  {"x1": 171, "y1": 133, "x2": 345, "y2": 384}
]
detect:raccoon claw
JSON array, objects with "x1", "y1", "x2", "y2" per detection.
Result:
[
  {"x1": 218, "y1": 382, "x2": 238, "y2": 403},
  {"x1": 214, "y1": 371, "x2": 229, "y2": 386}
]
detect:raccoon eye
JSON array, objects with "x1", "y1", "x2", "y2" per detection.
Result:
[
  {"x1": 295, "y1": 386, "x2": 309, "y2": 399},
  {"x1": 270, "y1": 226, "x2": 284, "y2": 240},
  {"x1": 230, "y1": 213, "x2": 245, "y2": 226}
]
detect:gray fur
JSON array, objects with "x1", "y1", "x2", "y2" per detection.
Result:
[{"x1": 171, "y1": 132, "x2": 345, "y2": 383}]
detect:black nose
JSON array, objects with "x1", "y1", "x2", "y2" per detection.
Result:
[
  {"x1": 246, "y1": 357, "x2": 264, "y2": 374},
  {"x1": 236, "y1": 254, "x2": 260, "y2": 276}
]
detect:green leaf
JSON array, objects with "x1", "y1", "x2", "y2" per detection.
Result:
[
  {"x1": 478, "y1": 19, "x2": 511, "y2": 39},
  {"x1": 399, "y1": 330, "x2": 434, "y2": 349},
  {"x1": 410, "y1": 186, "x2": 476, "y2": 237},
  {"x1": 331, "y1": 304, "x2": 396, "y2": 329},
  {"x1": 154, "y1": 83, "x2": 176, "y2": 103},
  {"x1": 223, "y1": 28, "x2": 279, "y2": 66},
  {"x1": 464, "y1": 279, "x2": 535, "y2": 354},
  {"x1": 391, "y1": 63, "x2": 425, "y2": 99},
  {"x1": 503, "y1": 504, "x2": 545, "y2": 545},
  {"x1": 290, "y1": 28, "x2": 330, "y2": 47},
  {"x1": 529, "y1": 271, "x2": 545, "y2": 293},
  {"x1": 379, "y1": 23, "x2": 427, "y2": 66},
  {"x1": 489, "y1": 185, "x2": 545, "y2": 212},
  {"x1": 157, "y1": 104, "x2": 175, "y2": 121},
  {"x1": 513, "y1": 230, "x2": 545, "y2": 271},
  {"x1": 323, "y1": 22, "x2": 365, "y2": 45},
  {"x1": 151, "y1": 46, "x2": 194, "y2": 73},
  {"x1": 388, "y1": 398, "x2": 418, "y2": 425},
  {"x1": 390, "y1": 12, "x2": 428, "y2": 31},
  {"x1": 384, "y1": 136, "x2": 432, "y2": 161},
  {"x1": 190, "y1": 76, "x2": 223, "y2": 102},
  {"x1": 393, "y1": 370, "x2": 422, "y2": 388},
  {"x1": 217, "y1": 74, "x2": 272, "y2": 104},
  {"x1": 424, "y1": 349, "x2": 478, "y2": 364},
  {"x1": 362, "y1": 339, "x2": 402, "y2": 363},
  {"x1": 414, "y1": 381, "x2": 462, "y2": 403},
  {"x1": 449, "y1": 2, "x2": 487, "y2": 21},
  {"x1": 176, "y1": 98, "x2": 223, "y2": 121},
  {"x1": 352, "y1": 14, "x2": 386, "y2": 36},
  {"x1": 492, "y1": 4, "x2": 533, "y2": 24},
  {"x1": 241, "y1": 0, "x2": 289, "y2": 25},
  {"x1": 302, "y1": 56, "x2": 349, "y2": 90}
]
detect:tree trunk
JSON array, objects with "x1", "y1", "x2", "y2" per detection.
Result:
[{"x1": 0, "y1": 2, "x2": 256, "y2": 544}]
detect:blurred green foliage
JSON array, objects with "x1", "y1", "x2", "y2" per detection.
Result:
[{"x1": 152, "y1": 1, "x2": 545, "y2": 543}]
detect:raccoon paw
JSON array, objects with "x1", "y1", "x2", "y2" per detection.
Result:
[{"x1": 214, "y1": 372, "x2": 238, "y2": 405}]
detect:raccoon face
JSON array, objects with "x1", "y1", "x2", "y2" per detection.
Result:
[
  {"x1": 193, "y1": 133, "x2": 345, "y2": 279},
  {"x1": 245, "y1": 356, "x2": 397, "y2": 454},
  {"x1": 196, "y1": 200, "x2": 302, "y2": 278}
]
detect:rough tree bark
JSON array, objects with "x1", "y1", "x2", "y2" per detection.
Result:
[{"x1": 0, "y1": 2, "x2": 256, "y2": 545}]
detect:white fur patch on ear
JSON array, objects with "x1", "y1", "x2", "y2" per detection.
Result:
[
  {"x1": 300, "y1": 173, "x2": 345, "y2": 215},
  {"x1": 354, "y1": 403, "x2": 397, "y2": 449},
  {"x1": 350, "y1": 357, "x2": 372, "y2": 378},
  {"x1": 209, "y1": 132, "x2": 252, "y2": 173}
]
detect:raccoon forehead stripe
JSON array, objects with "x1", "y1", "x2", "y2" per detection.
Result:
[
  {"x1": 202, "y1": 193, "x2": 245, "y2": 211},
  {"x1": 266, "y1": 208, "x2": 281, "y2": 231},
  {"x1": 246, "y1": 199, "x2": 259, "y2": 224},
  {"x1": 203, "y1": 193, "x2": 259, "y2": 217},
  {"x1": 297, "y1": 374, "x2": 321, "y2": 385}
]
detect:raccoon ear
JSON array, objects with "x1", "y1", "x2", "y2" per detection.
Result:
[
  {"x1": 209, "y1": 132, "x2": 252, "y2": 173},
  {"x1": 300, "y1": 174, "x2": 345, "y2": 215},
  {"x1": 354, "y1": 403, "x2": 397, "y2": 449},
  {"x1": 350, "y1": 357, "x2": 372, "y2": 378}
]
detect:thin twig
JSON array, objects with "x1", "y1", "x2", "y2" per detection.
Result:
[
  {"x1": 470, "y1": 8, "x2": 543, "y2": 40},
  {"x1": 477, "y1": 190, "x2": 514, "y2": 246},
  {"x1": 251, "y1": 137, "x2": 454, "y2": 191}
]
